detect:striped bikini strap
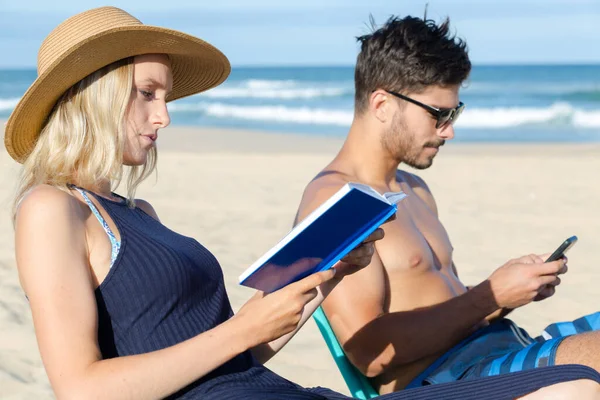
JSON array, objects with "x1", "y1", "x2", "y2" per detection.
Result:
[{"x1": 71, "y1": 186, "x2": 121, "y2": 266}]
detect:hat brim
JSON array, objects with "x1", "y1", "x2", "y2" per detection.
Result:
[{"x1": 4, "y1": 25, "x2": 231, "y2": 163}]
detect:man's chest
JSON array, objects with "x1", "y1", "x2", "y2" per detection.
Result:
[{"x1": 376, "y1": 193, "x2": 454, "y2": 274}]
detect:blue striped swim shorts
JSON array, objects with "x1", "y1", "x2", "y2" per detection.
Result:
[{"x1": 407, "y1": 312, "x2": 600, "y2": 387}]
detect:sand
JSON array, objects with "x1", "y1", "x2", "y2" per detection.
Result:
[{"x1": 1, "y1": 124, "x2": 599, "y2": 399}]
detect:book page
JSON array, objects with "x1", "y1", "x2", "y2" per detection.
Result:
[
  {"x1": 383, "y1": 191, "x2": 407, "y2": 204},
  {"x1": 349, "y1": 182, "x2": 407, "y2": 205},
  {"x1": 348, "y1": 182, "x2": 385, "y2": 201}
]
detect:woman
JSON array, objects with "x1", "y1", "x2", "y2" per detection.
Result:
[{"x1": 6, "y1": 6, "x2": 599, "y2": 400}]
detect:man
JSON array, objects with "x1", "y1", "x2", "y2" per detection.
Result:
[{"x1": 294, "y1": 15, "x2": 600, "y2": 395}]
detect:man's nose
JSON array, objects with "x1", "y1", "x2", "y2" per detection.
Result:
[{"x1": 438, "y1": 123, "x2": 455, "y2": 140}]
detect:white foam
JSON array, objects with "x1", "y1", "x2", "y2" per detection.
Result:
[
  {"x1": 200, "y1": 103, "x2": 353, "y2": 126},
  {"x1": 0, "y1": 98, "x2": 19, "y2": 111},
  {"x1": 198, "y1": 79, "x2": 351, "y2": 99},
  {"x1": 573, "y1": 109, "x2": 600, "y2": 128},
  {"x1": 201, "y1": 87, "x2": 347, "y2": 99},
  {"x1": 464, "y1": 81, "x2": 600, "y2": 96},
  {"x1": 166, "y1": 101, "x2": 600, "y2": 129},
  {"x1": 245, "y1": 79, "x2": 297, "y2": 89},
  {"x1": 168, "y1": 102, "x2": 353, "y2": 125},
  {"x1": 457, "y1": 102, "x2": 600, "y2": 128}
]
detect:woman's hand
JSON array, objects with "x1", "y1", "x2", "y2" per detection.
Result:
[{"x1": 235, "y1": 268, "x2": 338, "y2": 347}]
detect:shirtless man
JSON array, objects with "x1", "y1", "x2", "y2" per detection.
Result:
[{"x1": 294, "y1": 14, "x2": 600, "y2": 395}]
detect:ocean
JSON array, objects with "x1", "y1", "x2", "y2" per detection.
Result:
[{"x1": 1, "y1": 64, "x2": 599, "y2": 142}]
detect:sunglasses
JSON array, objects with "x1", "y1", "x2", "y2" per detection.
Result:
[{"x1": 385, "y1": 90, "x2": 465, "y2": 129}]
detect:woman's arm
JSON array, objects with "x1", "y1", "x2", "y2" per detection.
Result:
[{"x1": 16, "y1": 186, "x2": 256, "y2": 400}]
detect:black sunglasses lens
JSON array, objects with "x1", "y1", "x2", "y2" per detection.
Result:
[
  {"x1": 436, "y1": 110, "x2": 454, "y2": 128},
  {"x1": 454, "y1": 104, "x2": 465, "y2": 122},
  {"x1": 436, "y1": 103, "x2": 465, "y2": 129}
]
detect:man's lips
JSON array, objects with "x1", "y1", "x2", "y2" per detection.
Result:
[{"x1": 425, "y1": 142, "x2": 444, "y2": 150}]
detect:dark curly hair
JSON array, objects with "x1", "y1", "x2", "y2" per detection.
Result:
[{"x1": 354, "y1": 15, "x2": 471, "y2": 114}]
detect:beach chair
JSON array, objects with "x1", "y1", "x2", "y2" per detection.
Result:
[
  {"x1": 313, "y1": 306, "x2": 379, "y2": 399},
  {"x1": 312, "y1": 306, "x2": 600, "y2": 400}
]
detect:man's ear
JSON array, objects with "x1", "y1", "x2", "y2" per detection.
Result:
[{"x1": 369, "y1": 90, "x2": 390, "y2": 123}]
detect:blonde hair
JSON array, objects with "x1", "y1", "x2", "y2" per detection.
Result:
[{"x1": 12, "y1": 57, "x2": 157, "y2": 221}]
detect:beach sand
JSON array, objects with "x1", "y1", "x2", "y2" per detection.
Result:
[{"x1": 1, "y1": 124, "x2": 599, "y2": 399}]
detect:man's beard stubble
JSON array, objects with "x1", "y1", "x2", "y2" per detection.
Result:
[{"x1": 381, "y1": 113, "x2": 443, "y2": 170}]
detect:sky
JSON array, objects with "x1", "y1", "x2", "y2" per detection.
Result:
[{"x1": 0, "y1": 0, "x2": 598, "y2": 68}]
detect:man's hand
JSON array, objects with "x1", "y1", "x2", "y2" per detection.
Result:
[
  {"x1": 487, "y1": 253, "x2": 567, "y2": 310},
  {"x1": 533, "y1": 253, "x2": 568, "y2": 302}
]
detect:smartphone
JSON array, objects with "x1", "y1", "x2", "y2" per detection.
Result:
[{"x1": 545, "y1": 236, "x2": 578, "y2": 262}]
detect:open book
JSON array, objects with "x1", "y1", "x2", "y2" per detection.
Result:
[{"x1": 239, "y1": 182, "x2": 407, "y2": 293}]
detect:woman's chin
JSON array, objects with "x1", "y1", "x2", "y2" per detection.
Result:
[{"x1": 122, "y1": 156, "x2": 147, "y2": 167}]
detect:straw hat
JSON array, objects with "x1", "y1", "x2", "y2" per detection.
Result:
[{"x1": 4, "y1": 6, "x2": 231, "y2": 163}]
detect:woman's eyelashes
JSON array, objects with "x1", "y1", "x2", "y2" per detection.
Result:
[{"x1": 139, "y1": 89, "x2": 154, "y2": 100}]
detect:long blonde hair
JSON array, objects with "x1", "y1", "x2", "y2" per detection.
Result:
[{"x1": 12, "y1": 57, "x2": 157, "y2": 222}]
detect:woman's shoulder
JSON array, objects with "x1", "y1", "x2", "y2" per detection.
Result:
[
  {"x1": 134, "y1": 198, "x2": 160, "y2": 221},
  {"x1": 16, "y1": 184, "x2": 87, "y2": 225}
]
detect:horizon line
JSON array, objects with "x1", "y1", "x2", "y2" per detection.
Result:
[{"x1": 1, "y1": 61, "x2": 600, "y2": 71}]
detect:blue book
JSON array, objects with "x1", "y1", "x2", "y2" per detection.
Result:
[{"x1": 239, "y1": 182, "x2": 407, "y2": 293}]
